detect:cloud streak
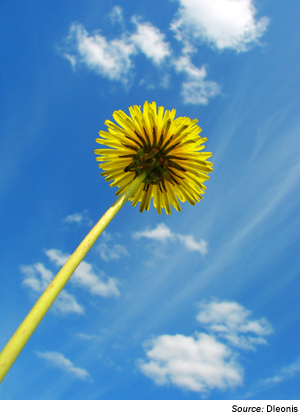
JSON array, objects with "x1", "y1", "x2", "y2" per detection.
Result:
[
  {"x1": 36, "y1": 351, "x2": 91, "y2": 380},
  {"x1": 245, "y1": 358, "x2": 300, "y2": 398},
  {"x1": 262, "y1": 359, "x2": 300, "y2": 386},
  {"x1": 97, "y1": 242, "x2": 129, "y2": 262},
  {"x1": 133, "y1": 223, "x2": 208, "y2": 256}
]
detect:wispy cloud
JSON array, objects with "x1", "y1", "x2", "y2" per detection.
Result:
[
  {"x1": 97, "y1": 242, "x2": 129, "y2": 262},
  {"x1": 62, "y1": 53, "x2": 76, "y2": 68},
  {"x1": 177, "y1": 234, "x2": 208, "y2": 255},
  {"x1": 196, "y1": 300, "x2": 273, "y2": 350},
  {"x1": 171, "y1": 0, "x2": 269, "y2": 52},
  {"x1": 21, "y1": 263, "x2": 52, "y2": 292},
  {"x1": 173, "y1": 56, "x2": 221, "y2": 104},
  {"x1": 36, "y1": 351, "x2": 91, "y2": 381},
  {"x1": 96, "y1": 231, "x2": 130, "y2": 261},
  {"x1": 179, "y1": 72, "x2": 221, "y2": 105},
  {"x1": 59, "y1": 9, "x2": 222, "y2": 105},
  {"x1": 46, "y1": 249, "x2": 120, "y2": 297},
  {"x1": 63, "y1": 210, "x2": 93, "y2": 226},
  {"x1": 21, "y1": 264, "x2": 84, "y2": 315},
  {"x1": 133, "y1": 223, "x2": 208, "y2": 256},
  {"x1": 60, "y1": 3, "x2": 269, "y2": 104},
  {"x1": 53, "y1": 291, "x2": 85, "y2": 315},
  {"x1": 139, "y1": 300, "x2": 272, "y2": 394},
  {"x1": 108, "y1": 5, "x2": 124, "y2": 25}
]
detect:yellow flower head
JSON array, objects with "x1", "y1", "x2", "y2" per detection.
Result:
[{"x1": 95, "y1": 101, "x2": 213, "y2": 215}]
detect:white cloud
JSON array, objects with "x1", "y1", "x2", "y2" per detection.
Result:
[
  {"x1": 109, "y1": 5, "x2": 123, "y2": 25},
  {"x1": 177, "y1": 234, "x2": 208, "y2": 255},
  {"x1": 74, "y1": 261, "x2": 120, "y2": 297},
  {"x1": 174, "y1": 54, "x2": 206, "y2": 78},
  {"x1": 46, "y1": 249, "x2": 69, "y2": 266},
  {"x1": 54, "y1": 291, "x2": 85, "y2": 315},
  {"x1": 139, "y1": 300, "x2": 273, "y2": 394},
  {"x1": 133, "y1": 223, "x2": 174, "y2": 242},
  {"x1": 139, "y1": 333, "x2": 242, "y2": 392},
  {"x1": 46, "y1": 249, "x2": 120, "y2": 297},
  {"x1": 133, "y1": 223, "x2": 208, "y2": 256},
  {"x1": 97, "y1": 242, "x2": 129, "y2": 261},
  {"x1": 36, "y1": 351, "x2": 91, "y2": 380},
  {"x1": 100, "y1": 231, "x2": 113, "y2": 242},
  {"x1": 63, "y1": 210, "x2": 93, "y2": 226},
  {"x1": 130, "y1": 17, "x2": 171, "y2": 65},
  {"x1": 20, "y1": 264, "x2": 84, "y2": 315},
  {"x1": 196, "y1": 300, "x2": 273, "y2": 350},
  {"x1": 174, "y1": 55, "x2": 221, "y2": 104},
  {"x1": 21, "y1": 263, "x2": 52, "y2": 292},
  {"x1": 63, "y1": 22, "x2": 136, "y2": 83},
  {"x1": 171, "y1": 0, "x2": 269, "y2": 52}
]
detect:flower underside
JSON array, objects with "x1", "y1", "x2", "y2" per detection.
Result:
[{"x1": 95, "y1": 101, "x2": 213, "y2": 215}]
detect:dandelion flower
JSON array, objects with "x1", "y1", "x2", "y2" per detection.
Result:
[{"x1": 95, "y1": 101, "x2": 213, "y2": 215}]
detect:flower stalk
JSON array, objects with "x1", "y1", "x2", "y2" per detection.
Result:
[
  {"x1": 0, "y1": 171, "x2": 147, "y2": 383},
  {"x1": 0, "y1": 101, "x2": 213, "y2": 384}
]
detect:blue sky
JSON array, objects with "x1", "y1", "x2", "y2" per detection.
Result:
[{"x1": 0, "y1": 0, "x2": 300, "y2": 400}]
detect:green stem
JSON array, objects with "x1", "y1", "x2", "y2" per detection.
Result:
[{"x1": 0, "y1": 171, "x2": 147, "y2": 383}]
